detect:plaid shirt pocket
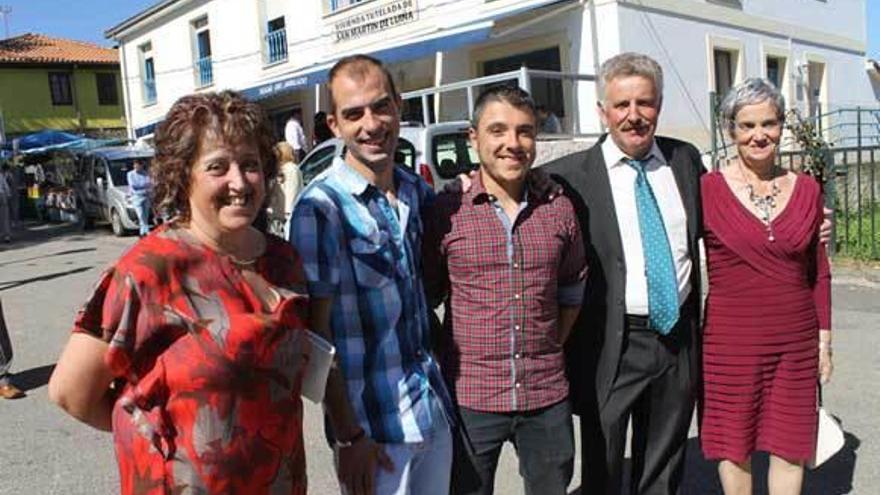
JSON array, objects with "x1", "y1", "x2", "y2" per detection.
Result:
[{"x1": 349, "y1": 233, "x2": 395, "y2": 289}]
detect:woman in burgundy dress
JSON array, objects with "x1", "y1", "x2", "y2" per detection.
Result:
[
  {"x1": 700, "y1": 78, "x2": 833, "y2": 495},
  {"x1": 48, "y1": 91, "x2": 310, "y2": 494}
]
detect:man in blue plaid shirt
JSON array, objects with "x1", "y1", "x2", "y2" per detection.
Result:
[{"x1": 290, "y1": 54, "x2": 453, "y2": 495}]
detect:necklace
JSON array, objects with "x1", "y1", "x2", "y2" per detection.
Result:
[{"x1": 739, "y1": 162, "x2": 781, "y2": 242}]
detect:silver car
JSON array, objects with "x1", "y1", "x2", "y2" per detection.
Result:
[
  {"x1": 75, "y1": 146, "x2": 155, "y2": 236},
  {"x1": 299, "y1": 121, "x2": 478, "y2": 190}
]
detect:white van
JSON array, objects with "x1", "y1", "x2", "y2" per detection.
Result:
[{"x1": 299, "y1": 121, "x2": 478, "y2": 190}]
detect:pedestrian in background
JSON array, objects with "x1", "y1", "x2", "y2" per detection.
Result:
[
  {"x1": 0, "y1": 164, "x2": 13, "y2": 242},
  {"x1": 48, "y1": 90, "x2": 311, "y2": 494},
  {"x1": 285, "y1": 109, "x2": 307, "y2": 162},
  {"x1": 424, "y1": 86, "x2": 587, "y2": 494},
  {"x1": 0, "y1": 298, "x2": 25, "y2": 399},
  {"x1": 266, "y1": 141, "x2": 303, "y2": 237},
  {"x1": 700, "y1": 78, "x2": 832, "y2": 495},
  {"x1": 126, "y1": 159, "x2": 152, "y2": 237},
  {"x1": 290, "y1": 54, "x2": 454, "y2": 495},
  {"x1": 313, "y1": 110, "x2": 334, "y2": 147},
  {"x1": 2, "y1": 164, "x2": 21, "y2": 227}
]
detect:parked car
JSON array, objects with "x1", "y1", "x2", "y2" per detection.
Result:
[
  {"x1": 298, "y1": 121, "x2": 478, "y2": 190},
  {"x1": 74, "y1": 145, "x2": 154, "y2": 236}
]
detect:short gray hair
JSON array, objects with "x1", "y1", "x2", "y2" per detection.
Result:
[
  {"x1": 599, "y1": 52, "x2": 664, "y2": 102},
  {"x1": 719, "y1": 77, "x2": 786, "y2": 136}
]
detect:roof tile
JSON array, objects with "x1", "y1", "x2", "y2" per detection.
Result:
[{"x1": 0, "y1": 33, "x2": 118, "y2": 65}]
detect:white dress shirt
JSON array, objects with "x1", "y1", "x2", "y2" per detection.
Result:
[
  {"x1": 602, "y1": 138, "x2": 691, "y2": 315},
  {"x1": 284, "y1": 118, "x2": 306, "y2": 151}
]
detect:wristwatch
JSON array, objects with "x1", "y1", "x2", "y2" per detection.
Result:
[{"x1": 334, "y1": 427, "x2": 366, "y2": 448}]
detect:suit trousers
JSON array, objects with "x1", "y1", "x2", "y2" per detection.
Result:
[{"x1": 586, "y1": 317, "x2": 694, "y2": 495}]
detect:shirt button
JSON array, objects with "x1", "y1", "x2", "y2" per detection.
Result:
[
  {"x1": 514, "y1": 325, "x2": 521, "y2": 330},
  {"x1": 514, "y1": 353, "x2": 521, "y2": 359},
  {"x1": 415, "y1": 350, "x2": 423, "y2": 358},
  {"x1": 515, "y1": 382, "x2": 522, "y2": 388},
  {"x1": 514, "y1": 293, "x2": 520, "y2": 300},
  {"x1": 513, "y1": 262, "x2": 520, "y2": 268}
]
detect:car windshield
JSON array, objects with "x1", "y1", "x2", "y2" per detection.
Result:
[{"x1": 108, "y1": 158, "x2": 149, "y2": 186}]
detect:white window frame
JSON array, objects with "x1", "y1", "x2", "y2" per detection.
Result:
[
  {"x1": 191, "y1": 15, "x2": 213, "y2": 88},
  {"x1": 706, "y1": 35, "x2": 745, "y2": 100},
  {"x1": 138, "y1": 41, "x2": 157, "y2": 107}
]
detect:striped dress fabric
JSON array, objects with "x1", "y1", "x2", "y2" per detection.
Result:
[{"x1": 699, "y1": 171, "x2": 831, "y2": 463}]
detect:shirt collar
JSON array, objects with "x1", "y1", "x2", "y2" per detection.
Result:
[
  {"x1": 332, "y1": 156, "x2": 418, "y2": 198},
  {"x1": 601, "y1": 135, "x2": 667, "y2": 170},
  {"x1": 468, "y1": 168, "x2": 562, "y2": 205}
]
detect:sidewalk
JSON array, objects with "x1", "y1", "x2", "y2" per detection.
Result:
[{"x1": 831, "y1": 257, "x2": 880, "y2": 288}]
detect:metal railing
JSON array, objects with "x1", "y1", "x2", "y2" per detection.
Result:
[
  {"x1": 142, "y1": 79, "x2": 157, "y2": 105},
  {"x1": 400, "y1": 66, "x2": 600, "y2": 137},
  {"x1": 195, "y1": 56, "x2": 213, "y2": 87},
  {"x1": 265, "y1": 29, "x2": 288, "y2": 65}
]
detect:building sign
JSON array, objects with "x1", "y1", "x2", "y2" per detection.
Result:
[{"x1": 334, "y1": 0, "x2": 417, "y2": 43}]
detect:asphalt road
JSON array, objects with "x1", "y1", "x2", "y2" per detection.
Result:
[{"x1": 0, "y1": 222, "x2": 877, "y2": 494}]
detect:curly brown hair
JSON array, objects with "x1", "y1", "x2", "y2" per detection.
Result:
[{"x1": 151, "y1": 90, "x2": 278, "y2": 221}]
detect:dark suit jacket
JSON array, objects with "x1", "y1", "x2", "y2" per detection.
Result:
[{"x1": 543, "y1": 134, "x2": 705, "y2": 414}]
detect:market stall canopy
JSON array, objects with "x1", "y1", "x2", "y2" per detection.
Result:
[{"x1": 2, "y1": 129, "x2": 125, "y2": 155}]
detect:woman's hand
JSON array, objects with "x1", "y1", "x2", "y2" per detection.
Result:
[{"x1": 819, "y1": 329, "x2": 833, "y2": 385}]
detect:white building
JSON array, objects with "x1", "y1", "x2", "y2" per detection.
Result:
[{"x1": 106, "y1": 0, "x2": 876, "y2": 151}]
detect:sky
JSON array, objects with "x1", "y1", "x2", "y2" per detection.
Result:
[{"x1": 0, "y1": 0, "x2": 879, "y2": 57}]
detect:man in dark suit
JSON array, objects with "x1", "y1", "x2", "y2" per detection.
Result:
[{"x1": 544, "y1": 52, "x2": 704, "y2": 495}]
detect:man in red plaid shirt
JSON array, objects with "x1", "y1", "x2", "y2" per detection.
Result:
[{"x1": 424, "y1": 86, "x2": 587, "y2": 494}]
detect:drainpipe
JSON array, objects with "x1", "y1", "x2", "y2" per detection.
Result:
[
  {"x1": 117, "y1": 39, "x2": 135, "y2": 141},
  {"x1": 587, "y1": 0, "x2": 601, "y2": 132}
]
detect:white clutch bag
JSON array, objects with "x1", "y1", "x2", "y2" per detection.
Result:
[
  {"x1": 809, "y1": 386, "x2": 845, "y2": 469},
  {"x1": 302, "y1": 330, "x2": 336, "y2": 404}
]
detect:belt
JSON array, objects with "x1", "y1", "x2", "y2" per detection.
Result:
[{"x1": 625, "y1": 314, "x2": 652, "y2": 331}]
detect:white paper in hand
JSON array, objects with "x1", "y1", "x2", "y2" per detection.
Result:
[{"x1": 302, "y1": 330, "x2": 335, "y2": 403}]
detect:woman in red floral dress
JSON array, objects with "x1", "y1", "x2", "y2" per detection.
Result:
[{"x1": 49, "y1": 91, "x2": 310, "y2": 494}]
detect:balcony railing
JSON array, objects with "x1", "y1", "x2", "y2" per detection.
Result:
[
  {"x1": 196, "y1": 56, "x2": 213, "y2": 87},
  {"x1": 143, "y1": 79, "x2": 157, "y2": 105},
  {"x1": 265, "y1": 29, "x2": 288, "y2": 65}
]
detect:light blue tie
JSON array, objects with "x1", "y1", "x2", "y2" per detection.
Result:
[{"x1": 628, "y1": 159, "x2": 679, "y2": 334}]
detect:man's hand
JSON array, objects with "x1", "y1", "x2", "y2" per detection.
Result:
[
  {"x1": 337, "y1": 437, "x2": 394, "y2": 495},
  {"x1": 819, "y1": 207, "x2": 833, "y2": 245},
  {"x1": 445, "y1": 170, "x2": 478, "y2": 195}
]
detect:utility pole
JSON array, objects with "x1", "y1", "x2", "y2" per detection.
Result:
[{"x1": 0, "y1": 6, "x2": 11, "y2": 40}]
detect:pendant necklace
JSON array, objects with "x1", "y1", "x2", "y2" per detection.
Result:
[{"x1": 740, "y1": 163, "x2": 781, "y2": 242}]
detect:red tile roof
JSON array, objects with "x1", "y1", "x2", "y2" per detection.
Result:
[{"x1": 0, "y1": 33, "x2": 118, "y2": 65}]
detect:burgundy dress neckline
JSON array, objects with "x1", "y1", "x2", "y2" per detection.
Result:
[{"x1": 712, "y1": 169, "x2": 802, "y2": 229}]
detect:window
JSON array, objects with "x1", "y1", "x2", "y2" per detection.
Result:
[
  {"x1": 265, "y1": 16, "x2": 287, "y2": 64},
  {"x1": 713, "y1": 48, "x2": 737, "y2": 100},
  {"x1": 432, "y1": 132, "x2": 479, "y2": 179},
  {"x1": 482, "y1": 47, "x2": 565, "y2": 119},
  {"x1": 140, "y1": 42, "x2": 157, "y2": 105},
  {"x1": 48, "y1": 72, "x2": 73, "y2": 106},
  {"x1": 192, "y1": 17, "x2": 213, "y2": 87},
  {"x1": 806, "y1": 61, "x2": 826, "y2": 118},
  {"x1": 96, "y1": 73, "x2": 119, "y2": 105},
  {"x1": 765, "y1": 56, "x2": 786, "y2": 90},
  {"x1": 328, "y1": 0, "x2": 369, "y2": 13}
]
